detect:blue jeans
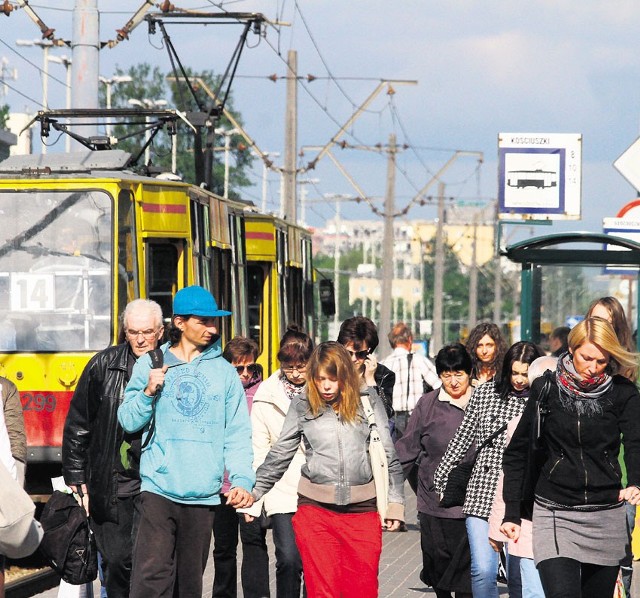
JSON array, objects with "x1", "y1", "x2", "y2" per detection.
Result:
[
  {"x1": 271, "y1": 513, "x2": 305, "y2": 598},
  {"x1": 465, "y1": 517, "x2": 499, "y2": 598},
  {"x1": 507, "y1": 554, "x2": 522, "y2": 598},
  {"x1": 519, "y1": 557, "x2": 545, "y2": 598}
]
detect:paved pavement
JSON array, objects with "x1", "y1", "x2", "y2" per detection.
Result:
[
  {"x1": 33, "y1": 484, "x2": 430, "y2": 597},
  {"x1": 30, "y1": 483, "x2": 638, "y2": 597}
]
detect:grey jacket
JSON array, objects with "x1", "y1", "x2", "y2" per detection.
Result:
[{"x1": 253, "y1": 388, "x2": 405, "y2": 521}]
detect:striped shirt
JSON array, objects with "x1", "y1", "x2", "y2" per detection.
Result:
[{"x1": 381, "y1": 347, "x2": 440, "y2": 413}]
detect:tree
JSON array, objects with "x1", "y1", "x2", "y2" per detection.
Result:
[
  {"x1": 102, "y1": 63, "x2": 253, "y2": 196},
  {"x1": 0, "y1": 104, "x2": 9, "y2": 130}
]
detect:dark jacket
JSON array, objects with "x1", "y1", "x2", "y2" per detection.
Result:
[
  {"x1": 374, "y1": 363, "x2": 395, "y2": 419},
  {"x1": 395, "y1": 389, "x2": 473, "y2": 518},
  {"x1": 62, "y1": 344, "x2": 136, "y2": 524},
  {"x1": 503, "y1": 373, "x2": 640, "y2": 524}
]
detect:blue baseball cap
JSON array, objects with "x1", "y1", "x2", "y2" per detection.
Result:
[{"x1": 173, "y1": 285, "x2": 232, "y2": 317}]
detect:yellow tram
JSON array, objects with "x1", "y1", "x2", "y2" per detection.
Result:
[{"x1": 0, "y1": 150, "x2": 315, "y2": 493}]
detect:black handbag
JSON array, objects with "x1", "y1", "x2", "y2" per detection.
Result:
[
  {"x1": 440, "y1": 423, "x2": 508, "y2": 508},
  {"x1": 39, "y1": 490, "x2": 98, "y2": 585}
]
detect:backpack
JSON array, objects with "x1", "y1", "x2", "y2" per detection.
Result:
[{"x1": 39, "y1": 490, "x2": 98, "y2": 585}]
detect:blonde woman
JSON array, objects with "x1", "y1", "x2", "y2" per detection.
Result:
[{"x1": 502, "y1": 318, "x2": 640, "y2": 598}]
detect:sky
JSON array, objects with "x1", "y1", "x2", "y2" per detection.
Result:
[{"x1": 2, "y1": 0, "x2": 640, "y2": 244}]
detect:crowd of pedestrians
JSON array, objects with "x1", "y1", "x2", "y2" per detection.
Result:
[{"x1": 46, "y1": 288, "x2": 640, "y2": 598}]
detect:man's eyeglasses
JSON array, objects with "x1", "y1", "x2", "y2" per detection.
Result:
[
  {"x1": 235, "y1": 364, "x2": 258, "y2": 375},
  {"x1": 281, "y1": 364, "x2": 307, "y2": 374},
  {"x1": 126, "y1": 329, "x2": 159, "y2": 340},
  {"x1": 346, "y1": 349, "x2": 371, "y2": 360}
]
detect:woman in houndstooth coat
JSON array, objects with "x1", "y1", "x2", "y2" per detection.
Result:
[{"x1": 434, "y1": 341, "x2": 544, "y2": 598}]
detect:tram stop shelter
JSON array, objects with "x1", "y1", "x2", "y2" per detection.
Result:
[{"x1": 504, "y1": 232, "x2": 640, "y2": 345}]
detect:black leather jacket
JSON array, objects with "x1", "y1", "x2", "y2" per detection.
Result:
[
  {"x1": 374, "y1": 363, "x2": 396, "y2": 419},
  {"x1": 62, "y1": 344, "x2": 136, "y2": 524},
  {"x1": 503, "y1": 373, "x2": 640, "y2": 523}
]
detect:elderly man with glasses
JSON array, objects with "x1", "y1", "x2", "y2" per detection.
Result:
[{"x1": 62, "y1": 299, "x2": 165, "y2": 598}]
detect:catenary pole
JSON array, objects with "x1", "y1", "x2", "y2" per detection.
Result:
[
  {"x1": 71, "y1": 0, "x2": 99, "y2": 138},
  {"x1": 432, "y1": 182, "x2": 445, "y2": 354},
  {"x1": 283, "y1": 50, "x2": 298, "y2": 222},
  {"x1": 378, "y1": 133, "x2": 396, "y2": 360},
  {"x1": 468, "y1": 215, "x2": 478, "y2": 329}
]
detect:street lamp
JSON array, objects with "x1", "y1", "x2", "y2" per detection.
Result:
[
  {"x1": 128, "y1": 98, "x2": 167, "y2": 165},
  {"x1": 297, "y1": 178, "x2": 320, "y2": 226},
  {"x1": 99, "y1": 75, "x2": 133, "y2": 135},
  {"x1": 48, "y1": 55, "x2": 72, "y2": 151},
  {"x1": 257, "y1": 151, "x2": 280, "y2": 213},
  {"x1": 324, "y1": 193, "x2": 352, "y2": 333},
  {"x1": 214, "y1": 127, "x2": 239, "y2": 199},
  {"x1": 16, "y1": 38, "x2": 53, "y2": 154},
  {"x1": 16, "y1": 39, "x2": 54, "y2": 108}
]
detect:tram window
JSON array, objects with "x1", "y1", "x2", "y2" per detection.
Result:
[
  {"x1": 117, "y1": 190, "x2": 137, "y2": 321},
  {"x1": 191, "y1": 202, "x2": 211, "y2": 286},
  {"x1": 147, "y1": 242, "x2": 180, "y2": 320},
  {"x1": 230, "y1": 214, "x2": 248, "y2": 337},
  {"x1": 286, "y1": 267, "x2": 304, "y2": 327},
  {"x1": 246, "y1": 264, "x2": 265, "y2": 347},
  {"x1": 277, "y1": 230, "x2": 288, "y2": 337},
  {"x1": 0, "y1": 190, "x2": 112, "y2": 352},
  {"x1": 210, "y1": 247, "x2": 233, "y2": 342}
]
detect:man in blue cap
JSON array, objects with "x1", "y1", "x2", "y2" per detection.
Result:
[{"x1": 118, "y1": 286, "x2": 255, "y2": 598}]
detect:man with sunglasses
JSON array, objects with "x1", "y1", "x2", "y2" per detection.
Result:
[{"x1": 62, "y1": 299, "x2": 165, "y2": 598}]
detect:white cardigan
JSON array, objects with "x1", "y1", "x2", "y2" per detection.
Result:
[{"x1": 247, "y1": 370, "x2": 306, "y2": 517}]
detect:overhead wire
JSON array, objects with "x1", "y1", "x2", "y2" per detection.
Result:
[
  {"x1": 293, "y1": 1, "x2": 356, "y2": 109},
  {"x1": 260, "y1": 33, "x2": 370, "y2": 149},
  {"x1": 0, "y1": 37, "x2": 69, "y2": 88},
  {"x1": 0, "y1": 78, "x2": 43, "y2": 107}
]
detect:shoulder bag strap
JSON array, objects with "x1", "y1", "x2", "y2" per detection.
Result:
[
  {"x1": 473, "y1": 421, "x2": 509, "y2": 459},
  {"x1": 405, "y1": 353, "x2": 413, "y2": 411},
  {"x1": 535, "y1": 370, "x2": 554, "y2": 443},
  {"x1": 360, "y1": 393, "x2": 377, "y2": 429},
  {"x1": 141, "y1": 348, "x2": 164, "y2": 450}
]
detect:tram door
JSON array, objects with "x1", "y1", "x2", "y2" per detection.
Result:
[{"x1": 145, "y1": 239, "x2": 187, "y2": 321}]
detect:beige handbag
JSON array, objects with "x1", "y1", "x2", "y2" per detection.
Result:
[
  {"x1": 0, "y1": 461, "x2": 43, "y2": 558},
  {"x1": 360, "y1": 394, "x2": 389, "y2": 521}
]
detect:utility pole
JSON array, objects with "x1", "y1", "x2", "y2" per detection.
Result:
[
  {"x1": 493, "y1": 257, "x2": 502, "y2": 325},
  {"x1": 333, "y1": 201, "x2": 341, "y2": 334},
  {"x1": 283, "y1": 50, "x2": 298, "y2": 222},
  {"x1": 432, "y1": 182, "x2": 445, "y2": 354},
  {"x1": 378, "y1": 133, "x2": 396, "y2": 359},
  {"x1": 71, "y1": 0, "x2": 99, "y2": 137},
  {"x1": 468, "y1": 215, "x2": 478, "y2": 329}
]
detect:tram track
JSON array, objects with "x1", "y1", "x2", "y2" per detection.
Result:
[{"x1": 6, "y1": 564, "x2": 59, "y2": 598}]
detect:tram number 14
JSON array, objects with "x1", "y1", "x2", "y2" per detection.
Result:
[
  {"x1": 22, "y1": 392, "x2": 56, "y2": 412},
  {"x1": 10, "y1": 274, "x2": 55, "y2": 311}
]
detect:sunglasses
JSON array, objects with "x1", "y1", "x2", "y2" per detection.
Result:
[
  {"x1": 235, "y1": 364, "x2": 258, "y2": 375},
  {"x1": 346, "y1": 348, "x2": 371, "y2": 360}
]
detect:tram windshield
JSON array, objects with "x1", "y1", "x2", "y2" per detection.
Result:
[{"x1": 0, "y1": 190, "x2": 112, "y2": 352}]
